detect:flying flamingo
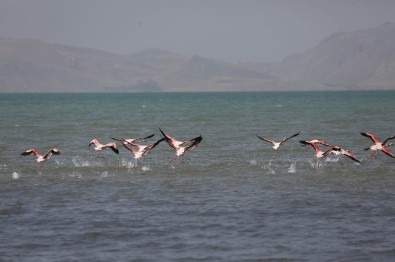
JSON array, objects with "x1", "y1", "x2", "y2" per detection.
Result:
[
  {"x1": 257, "y1": 132, "x2": 300, "y2": 150},
  {"x1": 324, "y1": 145, "x2": 361, "y2": 164},
  {"x1": 111, "y1": 134, "x2": 155, "y2": 145},
  {"x1": 361, "y1": 132, "x2": 395, "y2": 158},
  {"x1": 159, "y1": 128, "x2": 202, "y2": 163},
  {"x1": 121, "y1": 138, "x2": 165, "y2": 166},
  {"x1": 21, "y1": 148, "x2": 61, "y2": 163},
  {"x1": 299, "y1": 140, "x2": 330, "y2": 167},
  {"x1": 89, "y1": 138, "x2": 119, "y2": 154}
]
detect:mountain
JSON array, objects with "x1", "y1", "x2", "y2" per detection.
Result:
[
  {"x1": 0, "y1": 39, "x2": 274, "y2": 92},
  {"x1": 273, "y1": 22, "x2": 395, "y2": 90},
  {"x1": 1, "y1": 22, "x2": 395, "y2": 92}
]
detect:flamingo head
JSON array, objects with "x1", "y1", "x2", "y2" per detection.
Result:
[{"x1": 89, "y1": 139, "x2": 98, "y2": 147}]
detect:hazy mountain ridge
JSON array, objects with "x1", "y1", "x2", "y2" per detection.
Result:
[
  {"x1": 1, "y1": 22, "x2": 395, "y2": 92},
  {"x1": 274, "y1": 22, "x2": 395, "y2": 89}
]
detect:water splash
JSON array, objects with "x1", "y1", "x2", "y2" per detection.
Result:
[
  {"x1": 72, "y1": 156, "x2": 92, "y2": 167},
  {"x1": 100, "y1": 171, "x2": 109, "y2": 178},
  {"x1": 142, "y1": 166, "x2": 151, "y2": 172},
  {"x1": 326, "y1": 156, "x2": 340, "y2": 162},
  {"x1": 121, "y1": 159, "x2": 135, "y2": 169},
  {"x1": 249, "y1": 159, "x2": 258, "y2": 166},
  {"x1": 288, "y1": 162, "x2": 297, "y2": 173},
  {"x1": 55, "y1": 159, "x2": 64, "y2": 166},
  {"x1": 70, "y1": 172, "x2": 82, "y2": 179},
  {"x1": 264, "y1": 163, "x2": 276, "y2": 174},
  {"x1": 12, "y1": 172, "x2": 20, "y2": 180}
]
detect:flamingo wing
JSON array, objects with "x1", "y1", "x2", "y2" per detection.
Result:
[
  {"x1": 122, "y1": 142, "x2": 138, "y2": 154},
  {"x1": 21, "y1": 148, "x2": 39, "y2": 157},
  {"x1": 342, "y1": 151, "x2": 361, "y2": 163},
  {"x1": 43, "y1": 148, "x2": 61, "y2": 159},
  {"x1": 184, "y1": 135, "x2": 202, "y2": 153},
  {"x1": 111, "y1": 137, "x2": 127, "y2": 142},
  {"x1": 257, "y1": 135, "x2": 275, "y2": 145},
  {"x1": 142, "y1": 138, "x2": 165, "y2": 156},
  {"x1": 105, "y1": 143, "x2": 119, "y2": 154},
  {"x1": 383, "y1": 135, "x2": 395, "y2": 146},
  {"x1": 159, "y1": 128, "x2": 179, "y2": 150},
  {"x1": 361, "y1": 132, "x2": 380, "y2": 144},
  {"x1": 381, "y1": 147, "x2": 395, "y2": 158},
  {"x1": 140, "y1": 134, "x2": 155, "y2": 141},
  {"x1": 281, "y1": 132, "x2": 300, "y2": 144}
]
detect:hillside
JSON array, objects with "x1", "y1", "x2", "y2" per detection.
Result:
[{"x1": 273, "y1": 22, "x2": 395, "y2": 90}]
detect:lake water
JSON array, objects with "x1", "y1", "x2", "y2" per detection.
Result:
[{"x1": 1, "y1": 91, "x2": 395, "y2": 261}]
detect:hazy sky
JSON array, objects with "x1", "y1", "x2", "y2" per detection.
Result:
[{"x1": 1, "y1": 0, "x2": 395, "y2": 63}]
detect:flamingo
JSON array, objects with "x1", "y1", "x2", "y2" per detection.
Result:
[
  {"x1": 361, "y1": 132, "x2": 395, "y2": 158},
  {"x1": 324, "y1": 145, "x2": 361, "y2": 164},
  {"x1": 89, "y1": 138, "x2": 119, "y2": 154},
  {"x1": 257, "y1": 132, "x2": 300, "y2": 150},
  {"x1": 299, "y1": 140, "x2": 330, "y2": 167},
  {"x1": 111, "y1": 134, "x2": 155, "y2": 144},
  {"x1": 159, "y1": 128, "x2": 202, "y2": 162},
  {"x1": 21, "y1": 148, "x2": 61, "y2": 163},
  {"x1": 121, "y1": 138, "x2": 165, "y2": 166}
]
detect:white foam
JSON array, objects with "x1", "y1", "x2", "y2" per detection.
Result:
[{"x1": 101, "y1": 171, "x2": 109, "y2": 178}]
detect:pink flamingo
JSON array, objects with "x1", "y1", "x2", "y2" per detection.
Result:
[
  {"x1": 257, "y1": 132, "x2": 300, "y2": 150},
  {"x1": 300, "y1": 140, "x2": 330, "y2": 167},
  {"x1": 361, "y1": 132, "x2": 395, "y2": 158},
  {"x1": 159, "y1": 128, "x2": 202, "y2": 163},
  {"x1": 21, "y1": 148, "x2": 61, "y2": 163},
  {"x1": 89, "y1": 138, "x2": 119, "y2": 154},
  {"x1": 324, "y1": 145, "x2": 361, "y2": 164},
  {"x1": 121, "y1": 138, "x2": 165, "y2": 166}
]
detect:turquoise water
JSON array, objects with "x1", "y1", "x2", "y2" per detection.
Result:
[{"x1": 1, "y1": 91, "x2": 395, "y2": 261}]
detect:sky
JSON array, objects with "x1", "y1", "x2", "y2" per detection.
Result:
[{"x1": 0, "y1": 0, "x2": 395, "y2": 63}]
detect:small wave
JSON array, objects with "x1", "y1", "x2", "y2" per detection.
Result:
[{"x1": 100, "y1": 171, "x2": 109, "y2": 178}]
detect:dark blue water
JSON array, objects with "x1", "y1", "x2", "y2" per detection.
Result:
[{"x1": 1, "y1": 91, "x2": 395, "y2": 261}]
